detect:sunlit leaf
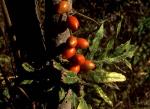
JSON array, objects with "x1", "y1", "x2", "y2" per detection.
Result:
[
  {"x1": 77, "y1": 98, "x2": 89, "y2": 109},
  {"x1": 93, "y1": 85, "x2": 113, "y2": 107},
  {"x1": 82, "y1": 70, "x2": 126, "y2": 83},
  {"x1": 102, "y1": 72, "x2": 126, "y2": 82},
  {"x1": 89, "y1": 23, "x2": 104, "y2": 59},
  {"x1": 22, "y1": 62, "x2": 35, "y2": 72},
  {"x1": 20, "y1": 80, "x2": 33, "y2": 85},
  {"x1": 61, "y1": 71, "x2": 79, "y2": 84}
]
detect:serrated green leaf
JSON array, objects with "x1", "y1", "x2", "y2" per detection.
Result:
[
  {"x1": 93, "y1": 85, "x2": 113, "y2": 107},
  {"x1": 59, "y1": 87, "x2": 67, "y2": 102},
  {"x1": 20, "y1": 80, "x2": 33, "y2": 85},
  {"x1": 112, "y1": 40, "x2": 131, "y2": 56},
  {"x1": 89, "y1": 24, "x2": 104, "y2": 59},
  {"x1": 103, "y1": 72, "x2": 126, "y2": 82},
  {"x1": 22, "y1": 62, "x2": 35, "y2": 72},
  {"x1": 77, "y1": 98, "x2": 89, "y2": 109},
  {"x1": 82, "y1": 70, "x2": 126, "y2": 83},
  {"x1": 102, "y1": 39, "x2": 114, "y2": 58},
  {"x1": 3, "y1": 88, "x2": 10, "y2": 99},
  {"x1": 61, "y1": 71, "x2": 79, "y2": 84}
]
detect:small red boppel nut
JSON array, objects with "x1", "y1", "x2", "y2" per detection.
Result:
[
  {"x1": 81, "y1": 60, "x2": 96, "y2": 71},
  {"x1": 77, "y1": 38, "x2": 89, "y2": 49},
  {"x1": 69, "y1": 64, "x2": 80, "y2": 74},
  {"x1": 62, "y1": 48, "x2": 76, "y2": 59},
  {"x1": 67, "y1": 16, "x2": 79, "y2": 31},
  {"x1": 66, "y1": 36, "x2": 78, "y2": 48},
  {"x1": 72, "y1": 54, "x2": 85, "y2": 65},
  {"x1": 57, "y1": 0, "x2": 71, "y2": 14}
]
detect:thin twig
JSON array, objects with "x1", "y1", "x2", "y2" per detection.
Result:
[
  {"x1": 1, "y1": 0, "x2": 12, "y2": 26},
  {"x1": 74, "y1": 10, "x2": 105, "y2": 26}
]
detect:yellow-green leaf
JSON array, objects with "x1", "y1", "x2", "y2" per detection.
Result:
[
  {"x1": 61, "y1": 71, "x2": 79, "y2": 84},
  {"x1": 22, "y1": 62, "x2": 35, "y2": 72},
  {"x1": 77, "y1": 98, "x2": 89, "y2": 109},
  {"x1": 3, "y1": 88, "x2": 10, "y2": 99},
  {"x1": 94, "y1": 85, "x2": 113, "y2": 107},
  {"x1": 104, "y1": 72, "x2": 126, "y2": 82},
  {"x1": 20, "y1": 80, "x2": 33, "y2": 85},
  {"x1": 0, "y1": 54, "x2": 11, "y2": 63},
  {"x1": 59, "y1": 87, "x2": 66, "y2": 102},
  {"x1": 89, "y1": 23, "x2": 104, "y2": 59}
]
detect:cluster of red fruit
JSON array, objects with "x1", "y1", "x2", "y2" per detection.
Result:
[
  {"x1": 56, "y1": 0, "x2": 95, "y2": 74},
  {"x1": 62, "y1": 36, "x2": 95, "y2": 74}
]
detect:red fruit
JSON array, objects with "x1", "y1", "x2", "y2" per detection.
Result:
[
  {"x1": 72, "y1": 54, "x2": 85, "y2": 65},
  {"x1": 66, "y1": 36, "x2": 77, "y2": 48},
  {"x1": 67, "y1": 16, "x2": 79, "y2": 31},
  {"x1": 81, "y1": 60, "x2": 96, "y2": 71},
  {"x1": 62, "y1": 48, "x2": 76, "y2": 59},
  {"x1": 57, "y1": 1, "x2": 71, "y2": 14},
  {"x1": 69, "y1": 64, "x2": 80, "y2": 73},
  {"x1": 77, "y1": 38, "x2": 89, "y2": 49}
]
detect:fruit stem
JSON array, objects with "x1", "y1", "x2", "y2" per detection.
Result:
[{"x1": 74, "y1": 10, "x2": 101, "y2": 26}]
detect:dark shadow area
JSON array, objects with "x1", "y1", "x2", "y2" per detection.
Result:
[{"x1": 4, "y1": 0, "x2": 61, "y2": 109}]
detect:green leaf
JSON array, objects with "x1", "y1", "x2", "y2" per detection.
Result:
[
  {"x1": 20, "y1": 80, "x2": 33, "y2": 85},
  {"x1": 77, "y1": 98, "x2": 89, "y2": 109},
  {"x1": 53, "y1": 60, "x2": 64, "y2": 71},
  {"x1": 72, "y1": 92, "x2": 79, "y2": 109},
  {"x1": 3, "y1": 88, "x2": 10, "y2": 99},
  {"x1": 22, "y1": 62, "x2": 35, "y2": 72},
  {"x1": 102, "y1": 39, "x2": 114, "y2": 58},
  {"x1": 61, "y1": 71, "x2": 79, "y2": 84},
  {"x1": 82, "y1": 70, "x2": 126, "y2": 83},
  {"x1": 93, "y1": 85, "x2": 113, "y2": 107},
  {"x1": 116, "y1": 16, "x2": 123, "y2": 38},
  {"x1": 0, "y1": 54, "x2": 11, "y2": 63},
  {"x1": 123, "y1": 59, "x2": 132, "y2": 70},
  {"x1": 88, "y1": 104, "x2": 92, "y2": 109},
  {"x1": 89, "y1": 23, "x2": 104, "y2": 59},
  {"x1": 59, "y1": 87, "x2": 67, "y2": 102},
  {"x1": 112, "y1": 40, "x2": 131, "y2": 56},
  {"x1": 103, "y1": 72, "x2": 126, "y2": 82}
]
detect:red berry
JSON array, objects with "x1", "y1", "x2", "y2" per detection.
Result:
[
  {"x1": 62, "y1": 48, "x2": 76, "y2": 59},
  {"x1": 81, "y1": 60, "x2": 95, "y2": 71},
  {"x1": 57, "y1": 1, "x2": 71, "y2": 14},
  {"x1": 69, "y1": 64, "x2": 80, "y2": 73},
  {"x1": 77, "y1": 38, "x2": 89, "y2": 49},
  {"x1": 72, "y1": 54, "x2": 85, "y2": 65},
  {"x1": 67, "y1": 16, "x2": 79, "y2": 31},
  {"x1": 66, "y1": 36, "x2": 77, "y2": 48}
]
